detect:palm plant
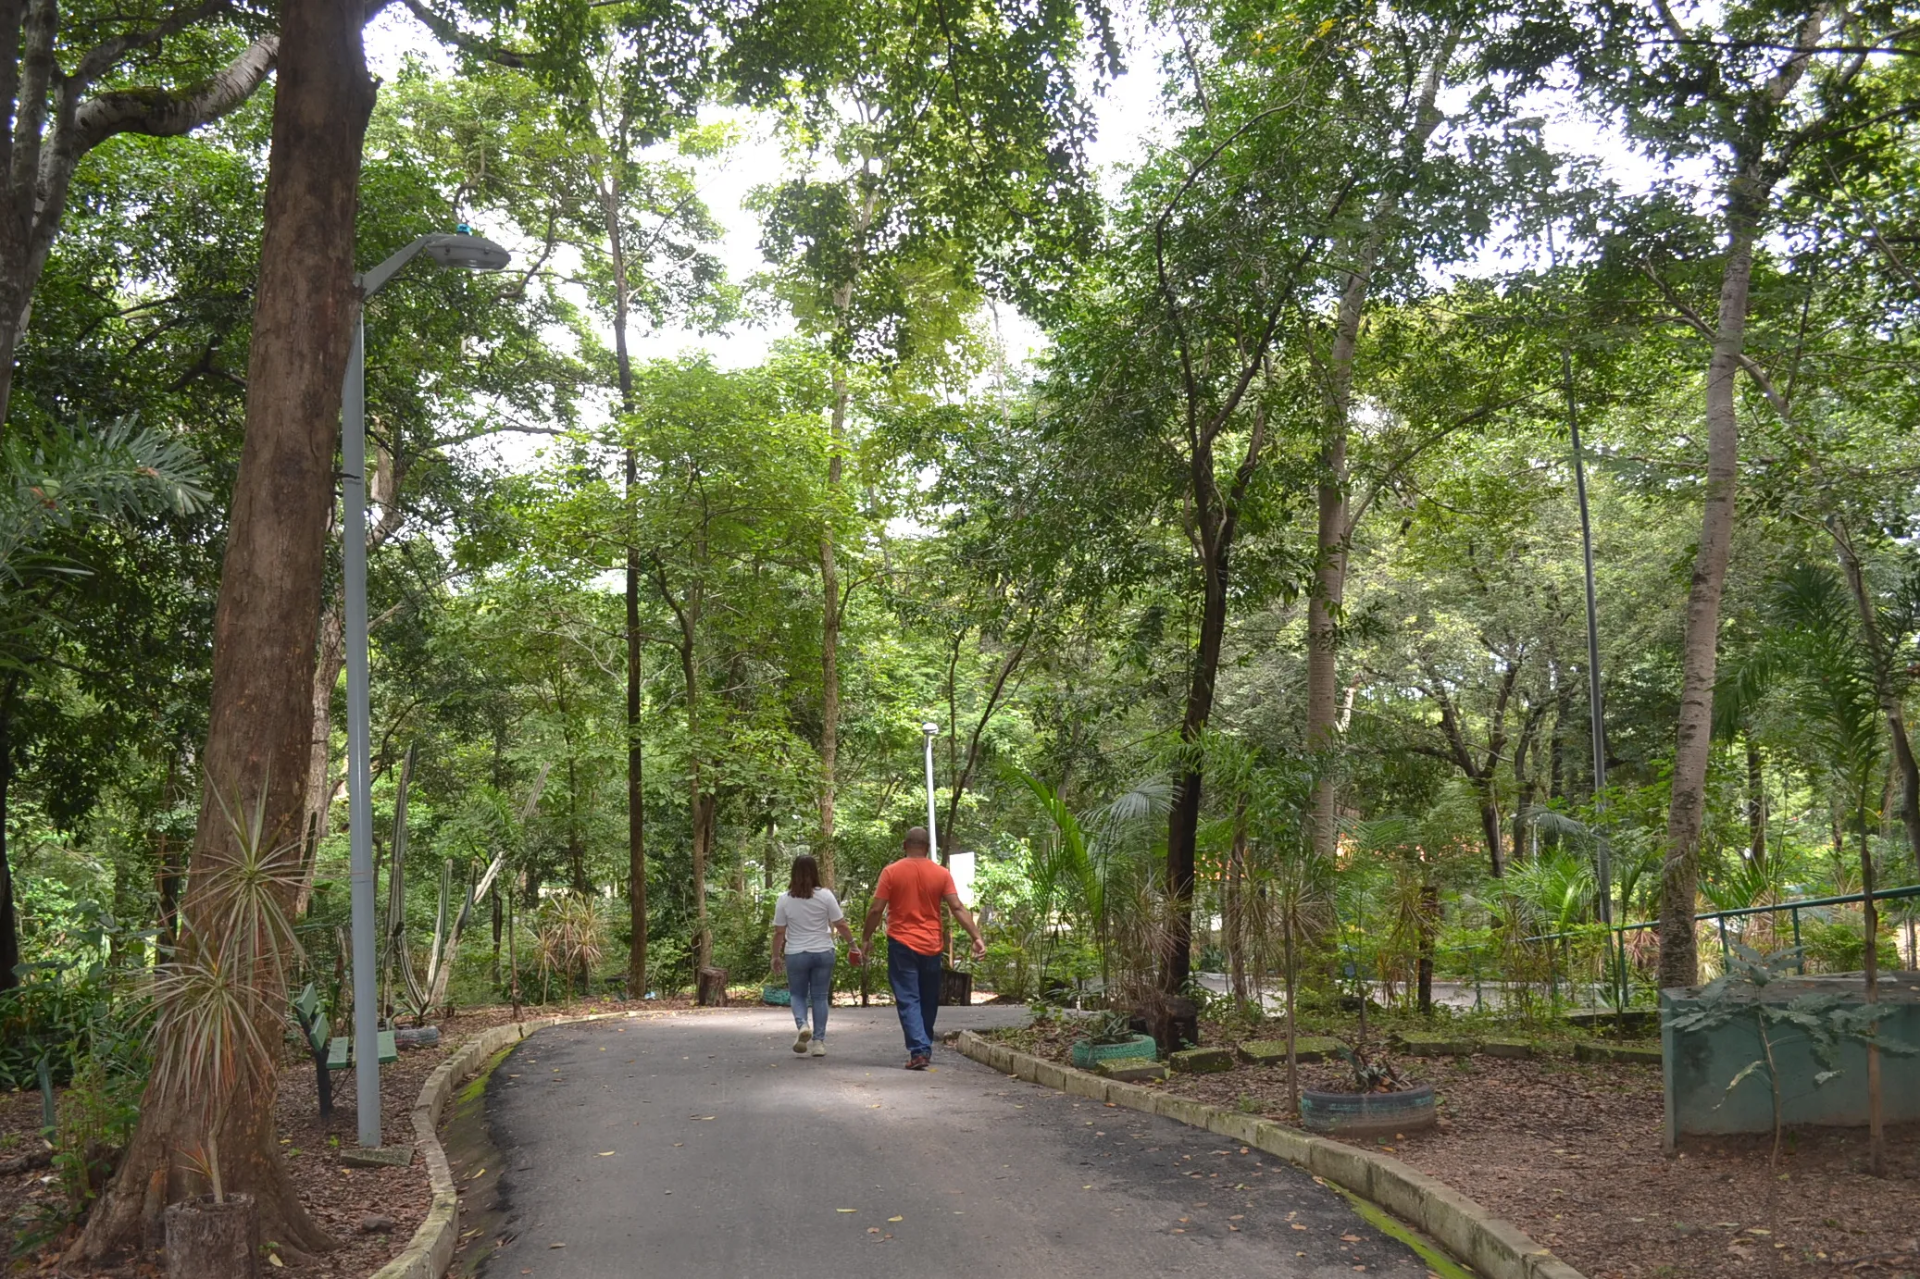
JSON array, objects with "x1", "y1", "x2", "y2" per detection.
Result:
[{"x1": 149, "y1": 773, "x2": 304, "y2": 1204}]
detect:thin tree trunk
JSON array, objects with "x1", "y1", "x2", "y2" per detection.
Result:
[
  {"x1": 1658, "y1": 215, "x2": 1757, "y2": 993},
  {"x1": 1657, "y1": 0, "x2": 1827, "y2": 984},
  {"x1": 817, "y1": 364, "x2": 845, "y2": 886},
  {"x1": 1747, "y1": 738, "x2": 1768, "y2": 870},
  {"x1": 600, "y1": 150, "x2": 648, "y2": 999},
  {"x1": 0, "y1": 676, "x2": 16, "y2": 992},
  {"x1": 80, "y1": 0, "x2": 372, "y2": 1255},
  {"x1": 1306, "y1": 41, "x2": 1453, "y2": 861},
  {"x1": 295, "y1": 601, "x2": 345, "y2": 917}
]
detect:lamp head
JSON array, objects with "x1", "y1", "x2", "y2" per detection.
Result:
[
  {"x1": 921, "y1": 722, "x2": 940, "y2": 737},
  {"x1": 422, "y1": 231, "x2": 511, "y2": 273}
]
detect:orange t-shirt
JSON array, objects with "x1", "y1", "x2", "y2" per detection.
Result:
[{"x1": 874, "y1": 856, "x2": 957, "y2": 956}]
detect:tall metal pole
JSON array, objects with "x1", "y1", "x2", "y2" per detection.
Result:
[
  {"x1": 343, "y1": 305, "x2": 381, "y2": 1149},
  {"x1": 921, "y1": 723, "x2": 939, "y2": 858},
  {"x1": 1565, "y1": 348, "x2": 1609, "y2": 929}
]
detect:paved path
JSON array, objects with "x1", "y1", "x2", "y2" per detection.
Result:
[{"x1": 459, "y1": 1006, "x2": 1440, "y2": 1278}]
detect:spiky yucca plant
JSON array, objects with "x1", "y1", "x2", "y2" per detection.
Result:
[{"x1": 148, "y1": 774, "x2": 304, "y2": 1202}]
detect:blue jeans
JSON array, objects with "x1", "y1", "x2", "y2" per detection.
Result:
[
  {"x1": 887, "y1": 939, "x2": 945, "y2": 1057},
  {"x1": 786, "y1": 950, "x2": 834, "y2": 1040}
]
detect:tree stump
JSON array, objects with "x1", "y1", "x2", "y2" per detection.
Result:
[
  {"x1": 696, "y1": 966, "x2": 729, "y2": 1007},
  {"x1": 1134, "y1": 996, "x2": 1199, "y2": 1059},
  {"x1": 164, "y1": 1194, "x2": 259, "y2": 1279}
]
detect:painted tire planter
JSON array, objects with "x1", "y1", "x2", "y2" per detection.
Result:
[
  {"x1": 762, "y1": 985, "x2": 792, "y2": 1006},
  {"x1": 1299, "y1": 1084, "x2": 1436, "y2": 1138},
  {"x1": 1069, "y1": 1033, "x2": 1158, "y2": 1069}
]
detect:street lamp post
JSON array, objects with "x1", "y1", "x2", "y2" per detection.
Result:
[
  {"x1": 344, "y1": 230, "x2": 509, "y2": 1149},
  {"x1": 921, "y1": 722, "x2": 940, "y2": 860}
]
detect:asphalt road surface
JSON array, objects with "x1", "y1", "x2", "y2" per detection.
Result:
[{"x1": 459, "y1": 1006, "x2": 1444, "y2": 1279}]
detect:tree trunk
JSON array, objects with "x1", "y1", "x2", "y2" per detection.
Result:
[
  {"x1": 1658, "y1": 214, "x2": 1757, "y2": 993},
  {"x1": 79, "y1": 0, "x2": 373, "y2": 1257},
  {"x1": 294, "y1": 601, "x2": 344, "y2": 917},
  {"x1": 0, "y1": 676, "x2": 16, "y2": 992},
  {"x1": 817, "y1": 364, "x2": 846, "y2": 886},
  {"x1": 600, "y1": 156, "x2": 648, "y2": 1000},
  {"x1": 1746, "y1": 738, "x2": 1767, "y2": 869},
  {"x1": 1305, "y1": 42, "x2": 1452, "y2": 861},
  {"x1": 1476, "y1": 782, "x2": 1505, "y2": 880},
  {"x1": 1163, "y1": 544, "x2": 1231, "y2": 993}
]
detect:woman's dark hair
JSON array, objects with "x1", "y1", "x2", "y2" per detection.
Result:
[{"x1": 788, "y1": 854, "x2": 821, "y2": 899}]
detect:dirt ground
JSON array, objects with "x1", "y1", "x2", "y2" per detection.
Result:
[
  {"x1": 0, "y1": 994, "x2": 693, "y2": 1276},
  {"x1": 991, "y1": 1016, "x2": 1920, "y2": 1279}
]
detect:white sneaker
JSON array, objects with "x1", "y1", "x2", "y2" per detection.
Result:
[
  {"x1": 809, "y1": 1040, "x2": 826, "y2": 1057},
  {"x1": 792, "y1": 1027, "x2": 812, "y2": 1054}
]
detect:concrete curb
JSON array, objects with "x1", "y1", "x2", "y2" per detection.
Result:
[
  {"x1": 366, "y1": 1010, "x2": 647, "y2": 1279},
  {"x1": 954, "y1": 1030, "x2": 1588, "y2": 1279}
]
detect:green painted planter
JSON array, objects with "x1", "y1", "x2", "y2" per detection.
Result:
[
  {"x1": 1069, "y1": 1033, "x2": 1158, "y2": 1069},
  {"x1": 762, "y1": 985, "x2": 791, "y2": 1006}
]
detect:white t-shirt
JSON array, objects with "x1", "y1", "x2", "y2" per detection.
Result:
[{"x1": 774, "y1": 889, "x2": 844, "y2": 955}]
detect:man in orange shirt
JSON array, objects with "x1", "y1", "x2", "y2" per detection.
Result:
[{"x1": 856, "y1": 826, "x2": 986, "y2": 1069}]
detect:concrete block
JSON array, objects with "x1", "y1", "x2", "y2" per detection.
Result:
[
  {"x1": 1481, "y1": 1038, "x2": 1537, "y2": 1060},
  {"x1": 1466, "y1": 1216, "x2": 1551, "y2": 1279},
  {"x1": 1305, "y1": 1137, "x2": 1377, "y2": 1196},
  {"x1": 1248, "y1": 1120, "x2": 1315, "y2": 1165},
  {"x1": 1236, "y1": 1036, "x2": 1343, "y2": 1065},
  {"x1": 1153, "y1": 1092, "x2": 1215, "y2": 1128},
  {"x1": 1411, "y1": 1178, "x2": 1487, "y2": 1265},
  {"x1": 1168, "y1": 1046, "x2": 1235, "y2": 1073},
  {"x1": 1032, "y1": 1059, "x2": 1069, "y2": 1091},
  {"x1": 1528, "y1": 1253, "x2": 1589, "y2": 1279},
  {"x1": 1094, "y1": 1059, "x2": 1167, "y2": 1082},
  {"x1": 1104, "y1": 1082, "x2": 1157, "y2": 1115},
  {"x1": 1364, "y1": 1153, "x2": 1451, "y2": 1227},
  {"x1": 1204, "y1": 1110, "x2": 1261, "y2": 1145},
  {"x1": 1061, "y1": 1068, "x2": 1110, "y2": 1101}
]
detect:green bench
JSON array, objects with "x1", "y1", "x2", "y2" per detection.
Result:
[{"x1": 325, "y1": 1029, "x2": 398, "y2": 1071}]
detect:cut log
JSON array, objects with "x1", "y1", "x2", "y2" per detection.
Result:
[
  {"x1": 696, "y1": 966, "x2": 729, "y2": 1007},
  {"x1": 393, "y1": 1026, "x2": 439, "y2": 1048},
  {"x1": 164, "y1": 1194, "x2": 259, "y2": 1279}
]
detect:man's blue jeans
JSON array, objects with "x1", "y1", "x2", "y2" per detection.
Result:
[
  {"x1": 887, "y1": 938, "x2": 944, "y2": 1057},
  {"x1": 786, "y1": 950, "x2": 835, "y2": 1040}
]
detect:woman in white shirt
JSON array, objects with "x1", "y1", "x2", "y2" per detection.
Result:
[{"x1": 771, "y1": 855, "x2": 859, "y2": 1057}]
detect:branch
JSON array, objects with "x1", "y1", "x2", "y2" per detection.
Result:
[
  {"x1": 69, "y1": 35, "x2": 279, "y2": 156},
  {"x1": 70, "y1": 0, "x2": 227, "y2": 89},
  {"x1": 1640, "y1": 260, "x2": 1793, "y2": 419},
  {"x1": 400, "y1": 0, "x2": 529, "y2": 67}
]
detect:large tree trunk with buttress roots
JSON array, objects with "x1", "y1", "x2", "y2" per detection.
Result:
[{"x1": 79, "y1": 0, "x2": 375, "y2": 1258}]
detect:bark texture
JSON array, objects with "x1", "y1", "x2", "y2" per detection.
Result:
[{"x1": 79, "y1": 0, "x2": 374, "y2": 1257}]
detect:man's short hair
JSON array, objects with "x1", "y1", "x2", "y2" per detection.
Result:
[{"x1": 902, "y1": 826, "x2": 931, "y2": 848}]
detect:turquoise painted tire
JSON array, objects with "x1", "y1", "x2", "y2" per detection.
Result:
[
  {"x1": 762, "y1": 986, "x2": 792, "y2": 1006},
  {"x1": 1299, "y1": 1084, "x2": 1435, "y2": 1138},
  {"x1": 1069, "y1": 1034, "x2": 1158, "y2": 1068}
]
